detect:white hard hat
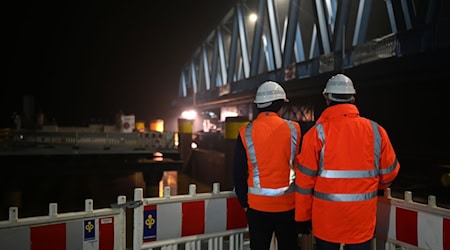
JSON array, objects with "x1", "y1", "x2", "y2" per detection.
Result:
[
  {"x1": 323, "y1": 74, "x2": 356, "y2": 94},
  {"x1": 254, "y1": 81, "x2": 289, "y2": 108}
]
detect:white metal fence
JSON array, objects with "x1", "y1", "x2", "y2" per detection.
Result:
[
  {"x1": 1, "y1": 185, "x2": 448, "y2": 250},
  {"x1": 132, "y1": 183, "x2": 249, "y2": 250},
  {"x1": 0, "y1": 196, "x2": 127, "y2": 250},
  {"x1": 374, "y1": 189, "x2": 450, "y2": 250}
]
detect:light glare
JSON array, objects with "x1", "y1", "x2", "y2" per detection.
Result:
[{"x1": 181, "y1": 110, "x2": 197, "y2": 120}]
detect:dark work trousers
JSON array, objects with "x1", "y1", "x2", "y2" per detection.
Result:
[
  {"x1": 246, "y1": 207, "x2": 298, "y2": 250},
  {"x1": 315, "y1": 237, "x2": 371, "y2": 250}
]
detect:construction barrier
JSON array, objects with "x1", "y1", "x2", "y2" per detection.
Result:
[
  {"x1": 1, "y1": 185, "x2": 449, "y2": 250},
  {"x1": 375, "y1": 188, "x2": 450, "y2": 250},
  {"x1": 132, "y1": 183, "x2": 249, "y2": 250},
  {"x1": 0, "y1": 196, "x2": 127, "y2": 250}
]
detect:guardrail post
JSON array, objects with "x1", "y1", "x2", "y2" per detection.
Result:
[
  {"x1": 133, "y1": 188, "x2": 144, "y2": 250},
  {"x1": 8, "y1": 207, "x2": 18, "y2": 222},
  {"x1": 164, "y1": 186, "x2": 171, "y2": 198},
  {"x1": 213, "y1": 183, "x2": 220, "y2": 194},
  {"x1": 49, "y1": 203, "x2": 58, "y2": 217},
  {"x1": 427, "y1": 195, "x2": 437, "y2": 208},
  {"x1": 189, "y1": 184, "x2": 197, "y2": 196},
  {"x1": 404, "y1": 191, "x2": 413, "y2": 203},
  {"x1": 117, "y1": 195, "x2": 127, "y2": 250},
  {"x1": 85, "y1": 199, "x2": 94, "y2": 212}
]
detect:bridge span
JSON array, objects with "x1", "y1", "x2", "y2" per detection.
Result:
[{"x1": 171, "y1": 0, "x2": 450, "y2": 209}]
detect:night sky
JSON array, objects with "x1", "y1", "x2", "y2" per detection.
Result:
[{"x1": 3, "y1": 1, "x2": 237, "y2": 128}]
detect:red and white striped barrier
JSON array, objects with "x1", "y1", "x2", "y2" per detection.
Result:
[
  {"x1": 0, "y1": 197, "x2": 127, "y2": 250},
  {"x1": 133, "y1": 184, "x2": 248, "y2": 249},
  {"x1": 376, "y1": 189, "x2": 450, "y2": 250}
]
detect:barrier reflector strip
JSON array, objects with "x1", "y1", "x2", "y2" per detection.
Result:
[
  {"x1": 205, "y1": 198, "x2": 227, "y2": 233},
  {"x1": 66, "y1": 220, "x2": 83, "y2": 249},
  {"x1": 418, "y1": 212, "x2": 442, "y2": 249},
  {"x1": 182, "y1": 200, "x2": 205, "y2": 236},
  {"x1": 99, "y1": 217, "x2": 114, "y2": 250},
  {"x1": 30, "y1": 223, "x2": 66, "y2": 250},
  {"x1": 387, "y1": 204, "x2": 396, "y2": 240},
  {"x1": 227, "y1": 197, "x2": 247, "y2": 230},
  {"x1": 0, "y1": 227, "x2": 30, "y2": 250},
  {"x1": 444, "y1": 218, "x2": 450, "y2": 250},
  {"x1": 395, "y1": 207, "x2": 418, "y2": 247},
  {"x1": 156, "y1": 203, "x2": 182, "y2": 241}
]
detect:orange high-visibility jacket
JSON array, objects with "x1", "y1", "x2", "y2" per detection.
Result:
[
  {"x1": 239, "y1": 112, "x2": 301, "y2": 212},
  {"x1": 295, "y1": 104, "x2": 400, "y2": 244}
]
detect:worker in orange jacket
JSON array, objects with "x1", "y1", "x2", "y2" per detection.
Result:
[
  {"x1": 295, "y1": 74, "x2": 400, "y2": 250},
  {"x1": 233, "y1": 81, "x2": 302, "y2": 250}
]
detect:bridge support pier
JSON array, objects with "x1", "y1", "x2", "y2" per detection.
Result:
[{"x1": 143, "y1": 170, "x2": 164, "y2": 197}]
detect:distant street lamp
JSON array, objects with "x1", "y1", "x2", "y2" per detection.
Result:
[{"x1": 181, "y1": 110, "x2": 197, "y2": 120}]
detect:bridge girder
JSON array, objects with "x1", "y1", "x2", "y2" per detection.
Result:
[{"x1": 175, "y1": 0, "x2": 448, "y2": 113}]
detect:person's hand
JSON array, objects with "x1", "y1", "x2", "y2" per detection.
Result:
[{"x1": 296, "y1": 220, "x2": 312, "y2": 234}]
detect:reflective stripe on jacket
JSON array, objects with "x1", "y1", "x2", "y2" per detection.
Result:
[
  {"x1": 239, "y1": 111, "x2": 301, "y2": 212},
  {"x1": 295, "y1": 104, "x2": 400, "y2": 244}
]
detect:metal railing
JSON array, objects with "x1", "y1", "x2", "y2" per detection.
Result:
[
  {"x1": 1, "y1": 130, "x2": 178, "y2": 154},
  {"x1": 1, "y1": 185, "x2": 448, "y2": 250},
  {"x1": 0, "y1": 196, "x2": 127, "y2": 250}
]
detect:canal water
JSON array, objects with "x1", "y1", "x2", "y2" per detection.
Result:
[{"x1": 0, "y1": 169, "x2": 212, "y2": 221}]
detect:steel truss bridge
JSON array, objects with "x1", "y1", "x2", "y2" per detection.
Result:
[
  {"x1": 174, "y1": 0, "x2": 450, "y2": 207},
  {"x1": 175, "y1": 0, "x2": 449, "y2": 112}
]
